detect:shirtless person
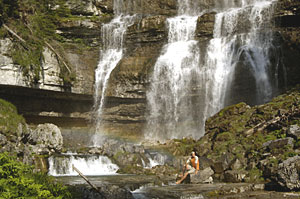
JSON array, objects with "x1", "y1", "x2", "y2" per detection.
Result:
[{"x1": 176, "y1": 151, "x2": 199, "y2": 184}]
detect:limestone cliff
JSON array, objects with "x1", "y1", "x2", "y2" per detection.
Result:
[{"x1": 0, "y1": 0, "x2": 299, "y2": 138}]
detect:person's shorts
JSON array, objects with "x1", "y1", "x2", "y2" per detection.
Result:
[{"x1": 186, "y1": 165, "x2": 196, "y2": 174}]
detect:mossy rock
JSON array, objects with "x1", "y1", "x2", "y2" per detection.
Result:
[
  {"x1": 0, "y1": 99, "x2": 26, "y2": 139},
  {"x1": 117, "y1": 165, "x2": 145, "y2": 174},
  {"x1": 166, "y1": 86, "x2": 300, "y2": 183}
]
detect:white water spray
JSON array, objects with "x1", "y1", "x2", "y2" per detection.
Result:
[
  {"x1": 146, "y1": 14, "x2": 200, "y2": 140},
  {"x1": 48, "y1": 154, "x2": 119, "y2": 176}
]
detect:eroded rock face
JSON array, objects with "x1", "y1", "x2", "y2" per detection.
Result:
[
  {"x1": 99, "y1": 15, "x2": 168, "y2": 137},
  {"x1": 195, "y1": 12, "x2": 216, "y2": 40},
  {"x1": 275, "y1": 0, "x2": 300, "y2": 87},
  {"x1": 0, "y1": 39, "x2": 27, "y2": 87}
]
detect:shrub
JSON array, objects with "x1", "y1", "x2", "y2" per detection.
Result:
[
  {"x1": 0, "y1": 152, "x2": 71, "y2": 199},
  {"x1": 0, "y1": 99, "x2": 25, "y2": 138}
]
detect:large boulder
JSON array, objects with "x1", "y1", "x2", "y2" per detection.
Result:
[
  {"x1": 198, "y1": 156, "x2": 214, "y2": 170},
  {"x1": 28, "y1": 123, "x2": 63, "y2": 154},
  {"x1": 276, "y1": 156, "x2": 300, "y2": 191},
  {"x1": 190, "y1": 167, "x2": 214, "y2": 184}
]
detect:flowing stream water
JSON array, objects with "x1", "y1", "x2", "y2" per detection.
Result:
[{"x1": 146, "y1": 0, "x2": 278, "y2": 141}]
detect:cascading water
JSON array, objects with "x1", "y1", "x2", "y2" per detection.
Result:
[
  {"x1": 93, "y1": 0, "x2": 137, "y2": 145},
  {"x1": 91, "y1": 0, "x2": 138, "y2": 146},
  {"x1": 48, "y1": 153, "x2": 119, "y2": 176},
  {"x1": 146, "y1": 0, "x2": 279, "y2": 141},
  {"x1": 145, "y1": 0, "x2": 202, "y2": 140},
  {"x1": 203, "y1": 0, "x2": 277, "y2": 118}
]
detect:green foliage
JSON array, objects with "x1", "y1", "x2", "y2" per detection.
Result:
[
  {"x1": 0, "y1": 152, "x2": 71, "y2": 199},
  {"x1": 2, "y1": 0, "x2": 75, "y2": 84},
  {"x1": 0, "y1": 99, "x2": 25, "y2": 138},
  {"x1": 171, "y1": 138, "x2": 197, "y2": 156},
  {"x1": 271, "y1": 129, "x2": 286, "y2": 139},
  {"x1": 246, "y1": 167, "x2": 264, "y2": 182}
]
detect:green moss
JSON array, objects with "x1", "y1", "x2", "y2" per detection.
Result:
[
  {"x1": 0, "y1": 99, "x2": 26, "y2": 138},
  {"x1": 283, "y1": 151, "x2": 298, "y2": 160},
  {"x1": 117, "y1": 164, "x2": 144, "y2": 174},
  {"x1": 246, "y1": 167, "x2": 264, "y2": 183},
  {"x1": 215, "y1": 132, "x2": 233, "y2": 142},
  {"x1": 206, "y1": 190, "x2": 221, "y2": 197},
  {"x1": 113, "y1": 151, "x2": 127, "y2": 161}
]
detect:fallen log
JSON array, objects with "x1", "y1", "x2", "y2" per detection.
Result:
[
  {"x1": 244, "y1": 116, "x2": 281, "y2": 137},
  {"x1": 45, "y1": 41, "x2": 71, "y2": 73},
  {"x1": 72, "y1": 164, "x2": 106, "y2": 198},
  {"x1": 3, "y1": 24, "x2": 26, "y2": 43}
]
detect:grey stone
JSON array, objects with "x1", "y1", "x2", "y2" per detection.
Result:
[
  {"x1": 28, "y1": 123, "x2": 63, "y2": 154},
  {"x1": 276, "y1": 156, "x2": 300, "y2": 190},
  {"x1": 262, "y1": 137, "x2": 294, "y2": 150},
  {"x1": 0, "y1": 134, "x2": 7, "y2": 146},
  {"x1": 190, "y1": 167, "x2": 214, "y2": 184},
  {"x1": 287, "y1": 125, "x2": 300, "y2": 140}
]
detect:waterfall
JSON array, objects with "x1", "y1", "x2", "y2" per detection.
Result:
[
  {"x1": 145, "y1": 0, "x2": 203, "y2": 140},
  {"x1": 48, "y1": 153, "x2": 119, "y2": 176},
  {"x1": 145, "y1": 15, "x2": 200, "y2": 140},
  {"x1": 146, "y1": 0, "x2": 278, "y2": 141},
  {"x1": 93, "y1": 0, "x2": 136, "y2": 143},
  {"x1": 203, "y1": 0, "x2": 276, "y2": 117}
]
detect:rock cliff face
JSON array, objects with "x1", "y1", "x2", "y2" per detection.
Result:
[
  {"x1": 0, "y1": 0, "x2": 299, "y2": 138},
  {"x1": 275, "y1": 0, "x2": 300, "y2": 87}
]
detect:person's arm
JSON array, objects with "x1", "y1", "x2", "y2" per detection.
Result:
[
  {"x1": 186, "y1": 157, "x2": 191, "y2": 164},
  {"x1": 195, "y1": 156, "x2": 199, "y2": 173}
]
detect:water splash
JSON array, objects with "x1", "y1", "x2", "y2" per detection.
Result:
[{"x1": 48, "y1": 154, "x2": 119, "y2": 176}]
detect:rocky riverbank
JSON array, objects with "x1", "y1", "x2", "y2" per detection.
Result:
[{"x1": 1, "y1": 86, "x2": 300, "y2": 197}]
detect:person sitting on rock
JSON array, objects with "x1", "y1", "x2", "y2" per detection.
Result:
[{"x1": 176, "y1": 151, "x2": 199, "y2": 184}]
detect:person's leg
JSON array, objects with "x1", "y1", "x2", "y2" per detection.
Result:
[
  {"x1": 180, "y1": 164, "x2": 187, "y2": 177},
  {"x1": 176, "y1": 172, "x2": 189, "y2": 184}
]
